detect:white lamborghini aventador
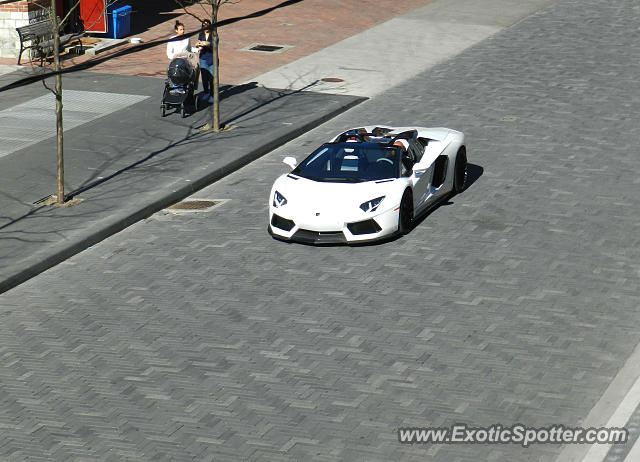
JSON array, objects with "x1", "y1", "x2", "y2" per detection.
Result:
[{"x1": 268, "y1": 125, "x2": 467, "y2": 244}]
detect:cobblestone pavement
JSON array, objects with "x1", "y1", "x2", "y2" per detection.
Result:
[{"x1": 1, "y1": 0, "x2": 640, "y2": 461}]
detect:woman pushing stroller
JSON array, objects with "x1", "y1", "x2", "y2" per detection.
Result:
[
  {"x1": 166, "y1": 20, "x2": 190, "y2": 59},
  {"x1": 166, "y1": 20, "x2": 213, "y2": 102},
  {"x1": 162, "y1": 21, "x2": 200, "y2": 117}
]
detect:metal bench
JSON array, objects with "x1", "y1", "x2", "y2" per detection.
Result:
[{"x1": 16, "y1": 17, "x2": 80, "y2": 65}]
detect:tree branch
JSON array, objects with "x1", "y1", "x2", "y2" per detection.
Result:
[
  {"x1": 41, "y1": 74, "x2": 54, "y2": 94},
  {"x1": 58, "y1": 0, "x2": 83, "y2": 28}
]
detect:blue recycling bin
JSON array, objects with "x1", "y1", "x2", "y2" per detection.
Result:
[{"x1": 107, "y1": 4, "x2": 132, "y2": 39}]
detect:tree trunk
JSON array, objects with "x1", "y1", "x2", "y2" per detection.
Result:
[
  {"x1": 211, "y1": 3, "x2": 220, "y2": 132},
  {"x1": 51, "y1": 0, "x2": 65, "y2": 204}
]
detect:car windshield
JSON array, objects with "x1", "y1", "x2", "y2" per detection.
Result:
[{"x1": 292, "y1": 143, "x2": 400, "y2": 182}]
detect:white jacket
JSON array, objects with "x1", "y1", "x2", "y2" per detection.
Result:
[{"x1": 167, "y1": 36, "x2": 191, "y2": 60}]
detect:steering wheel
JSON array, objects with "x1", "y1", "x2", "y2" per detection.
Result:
[{"x1": 376, "y1": 158, "x2": 394, "y2": 165}]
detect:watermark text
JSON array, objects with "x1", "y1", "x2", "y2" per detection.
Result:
[{"x1": 398, "y1": 424, "x2": 628, "y2": 447}]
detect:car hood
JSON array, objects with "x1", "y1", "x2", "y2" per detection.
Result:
[{"x1": 272, "y1": 174, "x2": 401, "y2": 212}]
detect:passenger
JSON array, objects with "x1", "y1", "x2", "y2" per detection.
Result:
[
  {"x1": 195, "y1": 19, "x2": 214, "y2": 103},
  {"x1": 357, "y1": 128, "x2": 371, "y2": 142}
]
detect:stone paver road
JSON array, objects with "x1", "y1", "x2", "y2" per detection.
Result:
[{"x1": 1, "y1": 0, "x2": 639, "y2": 461}]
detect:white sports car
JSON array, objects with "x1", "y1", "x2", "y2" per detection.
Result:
[{"x1": 268, "y1": 125, "x2": 467, "y2": 244}]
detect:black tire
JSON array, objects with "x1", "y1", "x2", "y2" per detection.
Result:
[
  {"x1": 161, "y1": 105, "x2": 165, "y2": 117},
  {"x1": 181, "y1": 105, "x2": 187, "y2": 118},
  {"x1": 398, "y1": 190, "x2": 413, "y2": 235},
  {"x1": 453, "y1": 147, "x2": 467, "y2": 194}
]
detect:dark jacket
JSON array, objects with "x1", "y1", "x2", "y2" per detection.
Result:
[{"x1": 197, "y1": 31, "x2": 213, "y2": 66}]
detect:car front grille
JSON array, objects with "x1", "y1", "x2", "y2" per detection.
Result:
[{"x1": 292, "y1": 229, "x2": 346, "y2": 244}]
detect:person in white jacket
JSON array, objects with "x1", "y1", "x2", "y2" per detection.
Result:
[{"x1": 166, "y1": 21, "x2": 191, "y2": 59}]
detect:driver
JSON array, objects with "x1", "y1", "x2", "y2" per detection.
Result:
[
  {"x1": 380, "y1": 139, "x2": 408, "y2": 162},
  {"x1": 393, "y1": 139, "x2": 409, "y2": 151},
  {"x1": 393, "y1": 139, "x2": 413, "y2": 175}
]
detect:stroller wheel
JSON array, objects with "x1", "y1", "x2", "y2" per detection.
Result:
[
  {"x1": 181, "y1": 105, "x2": 187, "y2": 118},
  {"x1": 161, "y1": 105, "x2": 166, "y2": 117}
]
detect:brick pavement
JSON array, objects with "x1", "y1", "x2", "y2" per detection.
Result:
[
  {"x1": 0, "y1": 0, "x2": 436, "y2": 84},
  {"x1": 1, "y1": 0, "x2": 639, "y2": 461}
]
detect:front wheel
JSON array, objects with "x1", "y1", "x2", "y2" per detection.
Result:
[
  {"x1": 398, "y1": 190, "x2": 413, "y2": 235},
  {"x1": 453, "y1": 147, "x2": 467, "y2": 194}
]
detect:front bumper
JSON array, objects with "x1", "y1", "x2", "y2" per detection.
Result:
[{"x1": 268, "y1": 207, "x2": 398, "y2": 244}]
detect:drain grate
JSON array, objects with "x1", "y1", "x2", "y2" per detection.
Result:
[
  {"x1": 250, "y1": 44, "x2": 283, "y2": 52},
  {"x1": 241, "y1": 43, "x2": 293, "y2": 54},
  {"x1": 166, "y1": 199, "x2": 221, "y2": 210}
]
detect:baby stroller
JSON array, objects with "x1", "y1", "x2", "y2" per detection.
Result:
[{"x1": 161, "y1": 54, "x2": 198, "y2": 118}]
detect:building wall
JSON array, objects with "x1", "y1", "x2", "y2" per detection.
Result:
[{"x1": 0, "y1": 1, "x2": 51, "y2": 59}]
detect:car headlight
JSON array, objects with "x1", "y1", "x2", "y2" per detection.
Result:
[
  {"x1": 359, "y1": 196, "x2": 385, "y2": 212},
  {"x1": 273, "y1": 190, "x2": 287, "y2": 208}
]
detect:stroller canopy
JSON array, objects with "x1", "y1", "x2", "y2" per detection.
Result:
[{"x1": 167, "y1": 57, "x2": 194, "y2": 87}]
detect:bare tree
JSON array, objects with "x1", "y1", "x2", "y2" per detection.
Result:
[
  {"x1": 49, "y1": 0, "x2": 65, "y2": 204},
  {"x1": 175, "y1": 0, "x2": 235, "y2": 133},
  {"x1": 27, "y1": 0, "x2": 113, "y2": 205}
]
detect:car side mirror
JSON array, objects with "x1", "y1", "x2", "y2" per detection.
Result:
[{"x1": 283, "y1": 156, "x2": 297, "y2": 169}]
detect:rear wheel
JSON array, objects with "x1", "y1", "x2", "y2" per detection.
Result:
[
  {"x1": 398, "y1": 190, "x2": 413, "y2": 235},
  {"x1": 181, "y1": 105, "x2": 187, "y2": 118},
  {"x1": 453, "y1": 147, "x2": 467, "y2": 194},
  {"x1": 161, "y1": 105, "x2": 165, "y2": 117}
]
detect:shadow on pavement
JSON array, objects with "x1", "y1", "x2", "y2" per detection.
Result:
[
  {"x1": 130, "y1": 0, "x2": 184, "y2": 35},
  {"x1": 189, "y1": 82, "x2": 259, "y2": 116},
  {"x1": 222, "y1": 81, "x2": 320, "y2": 127},
  {"x1": 67, "y1": 83, "x2": 318, "y2": 199},
  {"x1": 409, "y1": 162, "x2": 484, "y2": 231},
  {"x1": 466, "y1": 163, "x2": 483, "y2": 190}
]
